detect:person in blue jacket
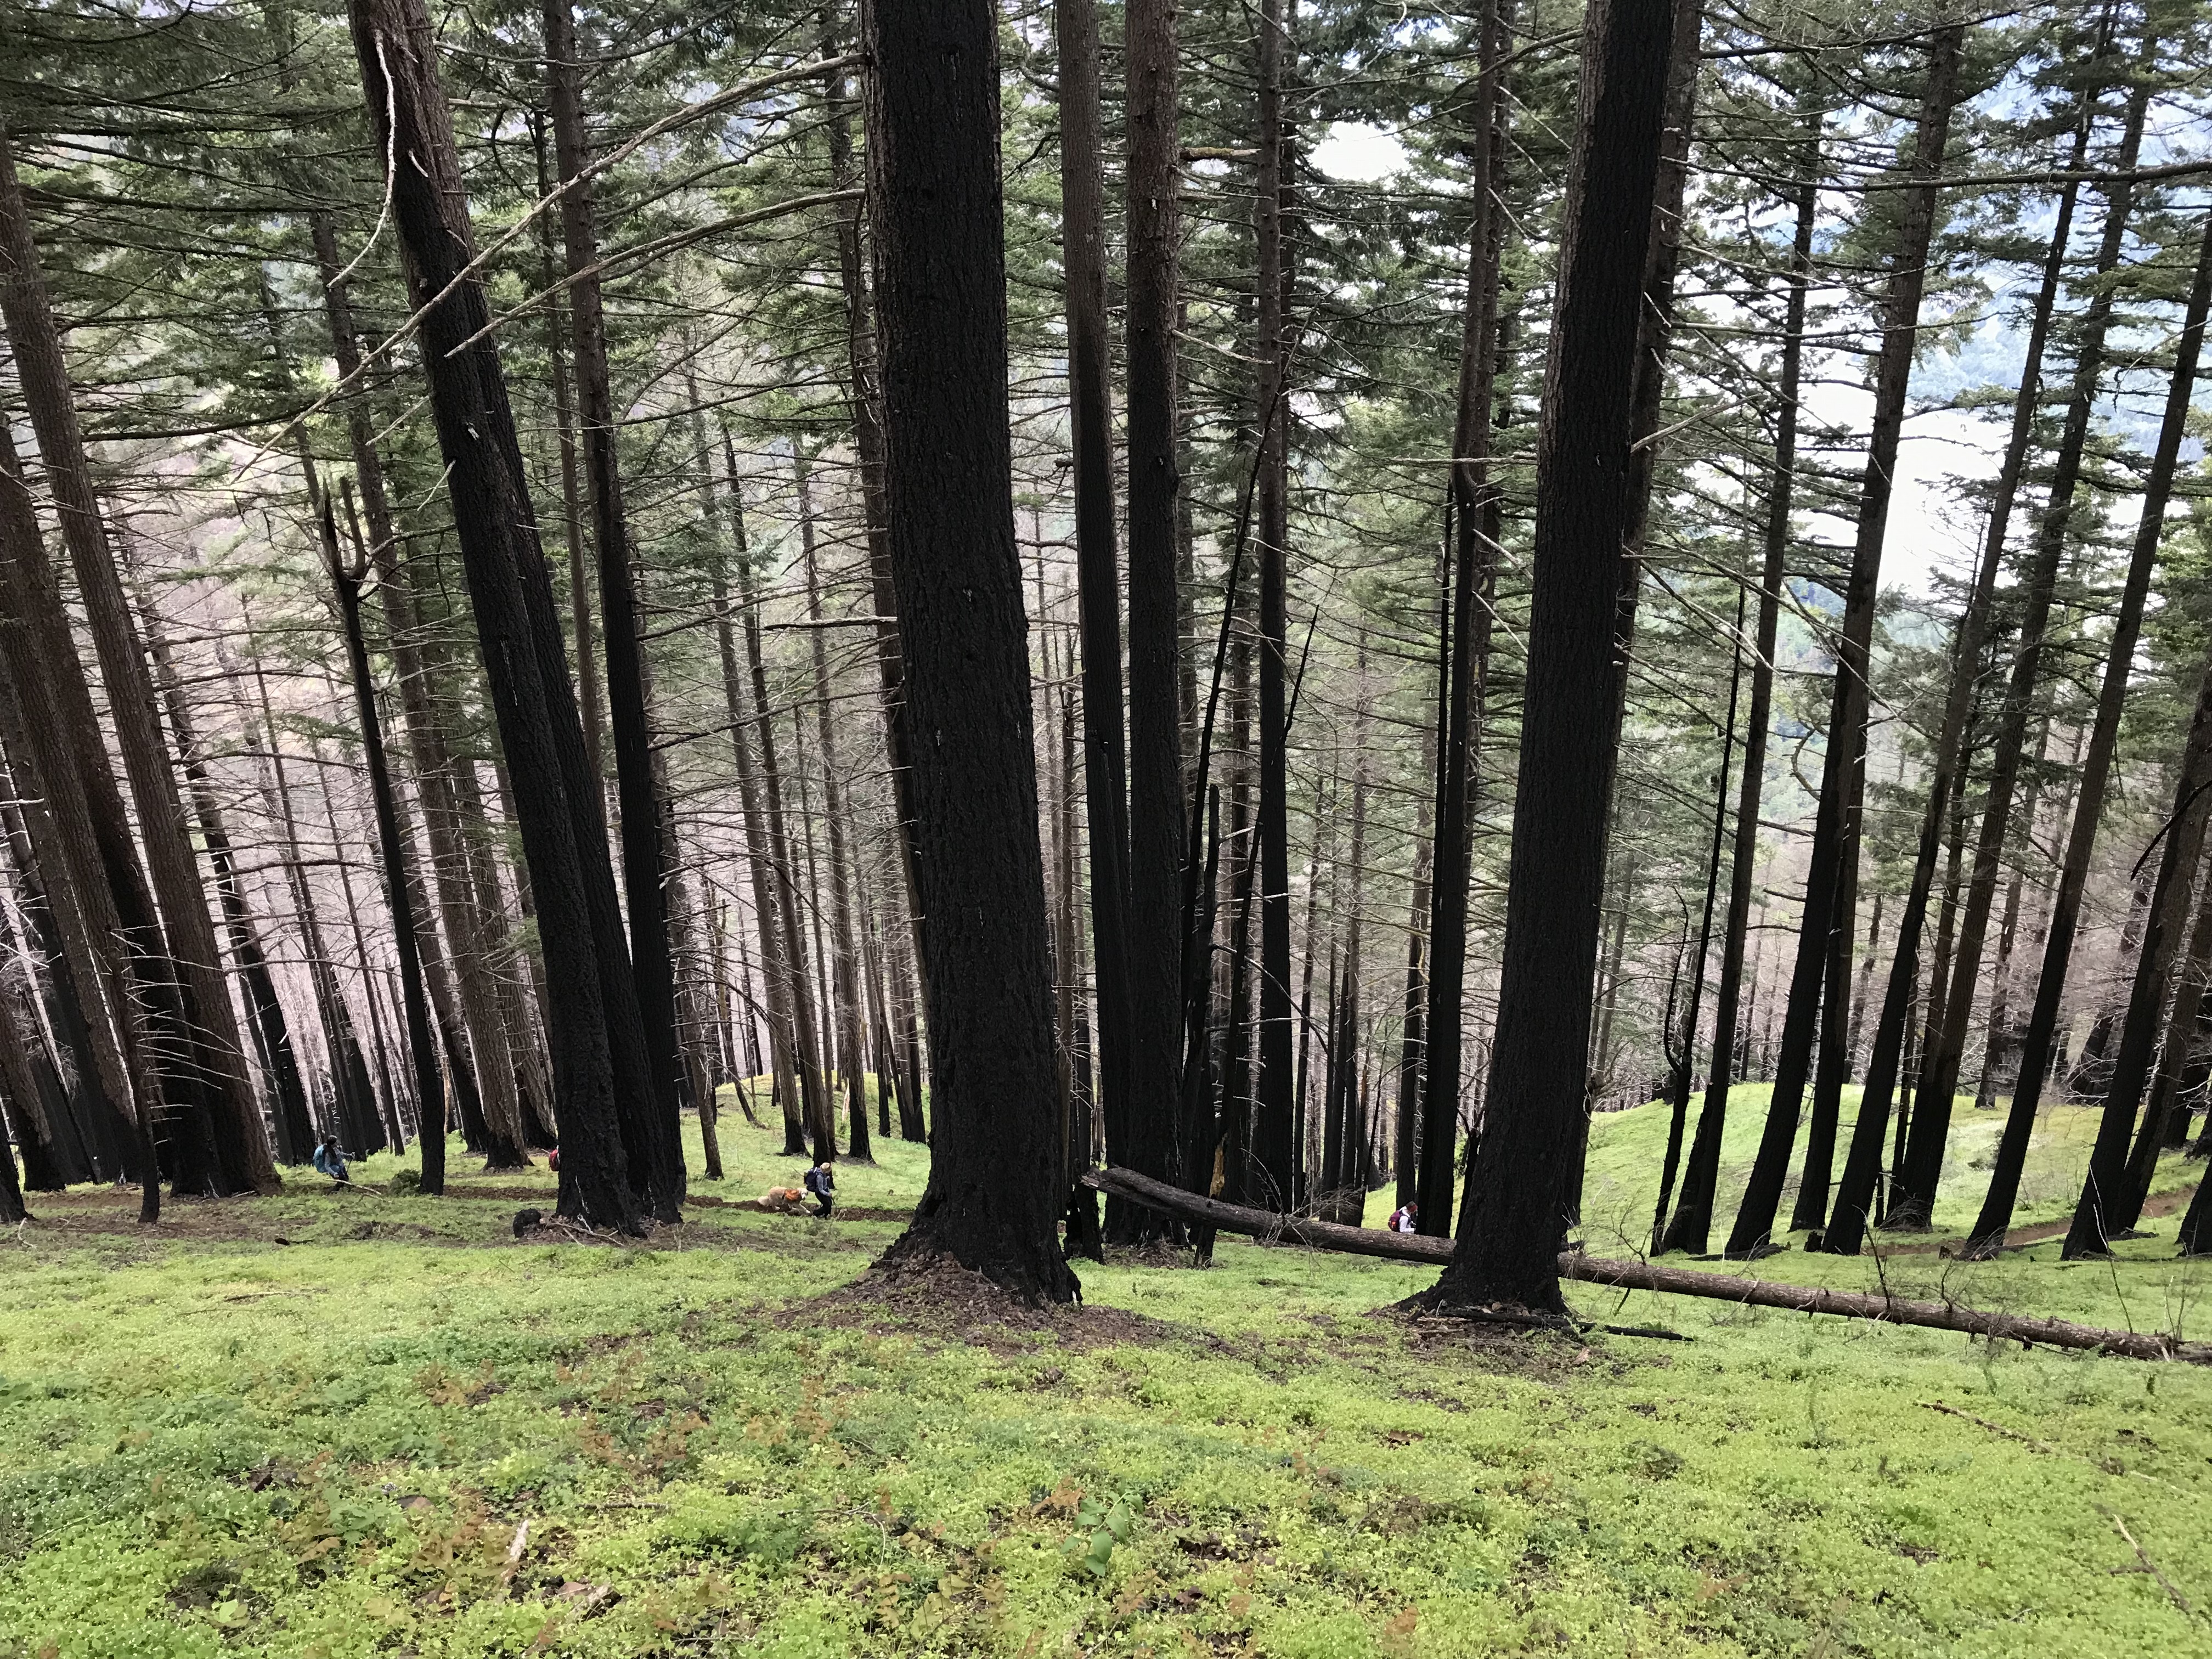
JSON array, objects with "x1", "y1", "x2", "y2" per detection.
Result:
[{"x1": 313, "y1": 1135, "x2": 348, "y2": 1184}]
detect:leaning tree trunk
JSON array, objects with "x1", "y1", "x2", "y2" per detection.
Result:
[
  {"x1": 1655, "y1": 104, "x2": 1820, "y2": 1257},
  {"x1": 0, "y1": 981, "x2": 39, "y2": 1221},
  {"x1": 1899, "y1": 62, "x2": 2153, "y2": 1235},
  {"x1": 862, "y1": 0, "x2": 1080, "y2": 1302},
  {"x1": 1417, "y1": 0, "x2": 1684, "y2": 1320},
  {"x1": 0, "y1": 417, "x2": 162, "y2": 1216},
  {"x1": 131, "y1": 577, "x2": 315, "y2": 1165},
  {"x1": 1415, "y1": 0, "x2": 1509, "y2": 1236},
  {"x1": 1967, "y1": 204, "x2": 2212, "y2": 1255},
  {"x1": 2119, "y1": 864, "x2": 2212, "y2": 1224},
  {"x1": 0, "y1": 120, "x2": 274, "y2": 1197},
  {"x1": 346, "y1": 0, "x2": 652, "y2": 1233},
  {"x1": 2056, "y1": 670, "x2": 2212, "y2": 1254},
  {"x1": 329, "y1": 490, "x2": 448, "y2": 1195},
  {"x1": 527, "y1": 123, "x2": 602, "y2": 789},
  {"x1": 1598, "y1": 0, "x2": 1702, "y2": 790},
  {"x1": 1651, "y1": 577, "x2": 1743, "y2": 1251},
  {"x1": 1821, "y1": 105, "x2": 2098, "y2": 1255},
  {"x1": 310, "y1": 210, "x2": 527, "y2": 1171},
  {"x1": 0, "y1": 800, "x2": 104, "y2": 1187},
  {"x1": 822, "y1": 37, "x2": 925, "y2": 1011},
  {"x1": 542, "y1": 0, "x2": 686, "y2": 1218},
  {"x1": 1788, "y1": 734, "x2": 1867, "y2": 1233},
  {"x1": 1117, "y1": 0, "x2": 1190, "y2": 1244},
  {"x1": 1725, "y1": 26, "x2": 1962, "y2": 1257}
]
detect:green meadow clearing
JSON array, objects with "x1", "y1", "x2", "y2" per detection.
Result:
[{"x1": 0, "y1": 1091, "x2": 2205, "y2": 1658}]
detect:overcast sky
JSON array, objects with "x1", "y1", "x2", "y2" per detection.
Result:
[{"x1": 1304, "y1": 120, "x2": 2209, "y2": 606}]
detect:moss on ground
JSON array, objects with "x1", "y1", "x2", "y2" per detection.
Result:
[{"x1": 0, "y1": 1102, "x2": 2205, "y2": 1657}]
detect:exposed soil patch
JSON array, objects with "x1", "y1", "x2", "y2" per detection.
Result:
[
  {"x1": 1376, "y1": 1304, "x2": 1639, "y2": 1381},
  {"x1": 793, "y1": 1255, "x2": 1192, "y2": 1355}
]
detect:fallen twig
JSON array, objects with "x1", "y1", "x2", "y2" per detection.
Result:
[
  {"x1": 1918, "y1": 1400, "x2": 2059, "y2": 1454},
  {"x1": 2100, "y1": 1506, "x2": 2195, "y2": 1615}
]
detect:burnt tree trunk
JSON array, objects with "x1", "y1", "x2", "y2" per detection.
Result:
[
  {"x1": 1969, "y1": 203, "x2": 2212, "y2": 1254},
  {"x1": 347, "y1": 0, "x2": 650, "y2": 1232},
  {"x1": 311, "y1": 210, "x2": 528, "y2": 1171},
  {"x1": 1725, "y1": 27, "x2": 1961, "y2": 1256},
  {"x1": 543, "y1": 0, "x2": 686, "y2": 1217},
  {"x1": 0, "y1": 121, "x2": 274, "y2": 1195},
  {"x1": 1251, "y1": 0, "x2": 1301, "y2": 1213},
  {"x1": 1822, "y1": 105, "x2": 2097, "y2": 1254},
  {"x1": 1118, "y1": 0, "x2": 1190, "y2": 1243},
  {"x1": 1056, "y1": 0, "x2": 1135, "y2": 1229},
  {"x1": 1419, "y1": 0, "x2": 1684, "y2": 1319},
  {"x1": 2059, "y1": 672, "x2": 2212, "y2": 1254},
  {"x1": 1901, "y1": 59, "x2": 2154, "y2": 1234},
  {"x1": 0, "y1": 417, "x2": 162, "y2": 1214},
  {"x1": 1657, "y1": 109, "x2": 1823, "y2": 1257},
  {"x1": 1652, "y1": 578, "x2": 1743, "y2": 1251},
  {"x1": 329, "y1": 490, "x2": 447, "y2": 1194},
  {"x1": 862, "y1": 0, "x2": 1080, "y2": 1301},
  {"x1": 1415, "y1": 0, "x2": 1509, "y2": 1235}
]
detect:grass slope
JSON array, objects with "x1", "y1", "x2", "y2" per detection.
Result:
[
  {"x1": 1574, "y1": 1087, "x2": 2204, "y2": 1251},
  {"x1": 0, "y1": 1103, "x2": 2205, "y2": 1657}
]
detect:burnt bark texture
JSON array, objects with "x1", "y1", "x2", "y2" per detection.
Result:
[
  {"x1": 1116, "y1": 0, "x2": 1189, "y2": 1243},
  {"x1": 543, "y1": 0, "x2": 686, "y2": 1218},
  {"x1": 1415, "y1": 0, "x2": 1509, "y2": 1237},
  {"x1": 862, "y1": 0, "x2": 1080, "y2": 1301},
  {"x1": 1420, "y1": 0, "x2": 1683, "y2": 1319},
  {"x1": 347, "y1": 0, "x2": 649, "y2": 1233},
  {"x1": 1251, "y1": 0, "x2": 1299, "y2": 1212},
  {"x1": 1056, "y1": 0, "x2": 1135, "y2": 1227}
]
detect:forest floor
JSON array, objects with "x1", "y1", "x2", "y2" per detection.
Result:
[{"x1": 0, "y1": 1095, "x2": 2207, "y2": 1657}]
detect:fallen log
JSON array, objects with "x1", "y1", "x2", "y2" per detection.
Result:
[{"x1": 1083, "y1": 1167, "x2": 2212, "y2": 1364}]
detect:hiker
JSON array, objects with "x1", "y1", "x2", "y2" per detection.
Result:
[
  {"x1": 313, "y1": 1135, "x2": 348, "y2": 1184},
  {"x1": 1386, "y1": 1200, "x2": 1417, "y2": 1234},
  {"x1": 802, "y1": 1160, "x2": 835, "y2": 1218}
]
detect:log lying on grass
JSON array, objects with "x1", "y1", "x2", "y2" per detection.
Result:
[{"x1": 1084, "y1": 1168, "x2": 2212, "y2": 1364}]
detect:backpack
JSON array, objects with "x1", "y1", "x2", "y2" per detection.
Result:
[{"x1": 803, "y1": 1167, "x2": 822, "y2": 1196}]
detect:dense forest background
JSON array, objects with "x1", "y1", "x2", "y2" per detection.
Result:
[{"x1": 1, "y1": 0, "x2": 2209, "y2": 1274}]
